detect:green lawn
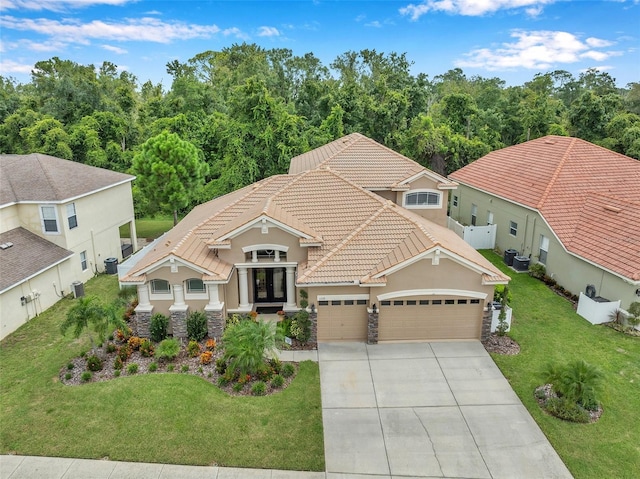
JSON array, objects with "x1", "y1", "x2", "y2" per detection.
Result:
[
  {"x1": 0, "y1": 275, "x2": 324, "y2": 471},
  {"x1": 120, "y1": 216, "x2": 175, "y2": 240},
  {"x1": 480, "y1": 250, "x2": 640, "y2": 479}
]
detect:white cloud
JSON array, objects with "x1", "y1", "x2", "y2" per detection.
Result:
[
  {"x1": 399, "y1": 0, "x2": 557, "y2": 19},
  {"x1": 101, "y1": 44, "x2": 127, "y2": 54},
  {"x1": 365, "y1": 20, "x2": 382, "y2": 28},
  {"x1": 0, "y1": 15, "x2": 225, "y2": 43},
  {"x1": 0, "y1": 0, "x2": 132, "y2": 12},
  {"x1": 0, "y1": 58, "x2": 34, "y2": 75},
  {"x1": 222, "y1": 27, "x2": 249, "y2": 39},
  {"x1": 257, "y1": 26, "x2": 280, "y2": 37},
  {"x1": 455, "y1": 30, "x2": 620, "y2": 71},
  {"x1": 580, "y1": 65, "x2": 613, "y2": 73}
]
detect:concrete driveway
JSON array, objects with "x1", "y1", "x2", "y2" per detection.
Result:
[{"x1": 319, "y1": 341, "x2": 573, "y2": 479}]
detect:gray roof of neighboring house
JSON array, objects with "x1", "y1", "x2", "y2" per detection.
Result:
[
  {"x1": 0, "y1": 227, "x2": 74, "y2": 293},
  {"x1": 0, "y1": 153, "x2": 134, "y2": 206}
]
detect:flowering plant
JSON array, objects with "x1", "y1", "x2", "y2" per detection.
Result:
[{"x1": 200, "y1": 351, "x2": 213, "y2": 364}]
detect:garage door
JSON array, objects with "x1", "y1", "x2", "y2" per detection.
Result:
[
  {"x1": 378, "y1": 297, "x2": 483, "y2": 341},
  {"x1": 317, "y1": 299, "x2": 369, "y2": 341}
]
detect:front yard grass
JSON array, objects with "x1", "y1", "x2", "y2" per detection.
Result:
[
  {"x1": 0, "y1": 275, "x2": 324, "y2": 471},
  {"x1": 481, "y1": 250, "x2": 640, "y2": 479}
]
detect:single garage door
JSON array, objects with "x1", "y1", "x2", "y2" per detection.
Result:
[
  {"x1": 317, "y1": 299, "x2": 369, "y2": 341},
  {"x1": 378, "y1": 297, "x2": 483, "y2": 341}
]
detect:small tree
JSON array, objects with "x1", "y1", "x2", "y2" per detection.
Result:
[
  {"x1": 495, "y1": 285, "x2": 510, "y2": 336},
  {"x1": 222, "y1": 319, "x2": 282, "y2": 376},
  {"x1": 543, "y1": 359, "x2": 604, "y2": 410},
  {"x1": 627, "y1": 302, "x2": 640, "y2": 330}
]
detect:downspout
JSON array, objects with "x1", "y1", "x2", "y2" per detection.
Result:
[
  {"x1": 91, "y1": 229, "x2": 99, "y2": 274},
  {"x1": 522, "y1": 214, "x2": 529, "y2": 254}
]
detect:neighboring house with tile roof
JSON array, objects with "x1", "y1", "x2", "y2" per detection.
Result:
[
  {"x1": 0, "y1": 153, "x2": 136, "y2": 339},
  {"x1": 122, "y1": 135, "x2": 508, "y2": 343},
  {"x1": 449, "y1": 136, "x2": 640, "y2": 309}
]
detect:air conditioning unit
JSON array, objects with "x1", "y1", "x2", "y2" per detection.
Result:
[{"x1": 72, "y1": 281, "x2": 85, "y2": 298}]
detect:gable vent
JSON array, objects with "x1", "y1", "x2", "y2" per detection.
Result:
[{"x1": 0, "y1": 242, "x2": 13, "y2": 250}]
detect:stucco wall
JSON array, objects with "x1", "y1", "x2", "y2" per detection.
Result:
[{"x1": 218, "y1": 226, "x2": 306, "y2": 265}]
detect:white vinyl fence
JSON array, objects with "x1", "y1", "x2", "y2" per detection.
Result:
[{"x1": 447, "y1": 217, "x2": 497, "y2": 250}]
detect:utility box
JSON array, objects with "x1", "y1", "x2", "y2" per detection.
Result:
[
  {"x1": 504, "y1": 249, "x2": 518, "y2": 266},
  {"x1": 513, "y1": 255, "x2": 530, "y2": 271},
  {"x1": 72, "y1": 281, "x2": 85, "y2": 298},
  {"x1": 104, "y1": 257, "x2": 118, "y2": 275}
]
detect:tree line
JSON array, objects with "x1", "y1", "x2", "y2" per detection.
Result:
[{"x1": 1, "y1": 43, "x2": 638, "y2": 219}]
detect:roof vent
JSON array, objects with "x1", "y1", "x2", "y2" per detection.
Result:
[
  {"x1": 544, "y1": 138, "x2": 556, "y2": 144},
  {"x1": 603, "y1": 205, "x2": 621, "y2": 213},
  {"x1": 0, "y1": 242, "x2": 14, "y2": 250}
]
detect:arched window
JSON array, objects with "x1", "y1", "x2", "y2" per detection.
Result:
[
  {"x1": 150, "y1": 279, "x2": 170, "y2": 294},
  {"x1": 403, "y1": 190, "x2": 441, "y2": 208},
  {"x1": 186, "y1": 278, "x2": 206, "y2": 294}
]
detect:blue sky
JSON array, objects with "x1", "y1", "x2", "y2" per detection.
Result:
[{"x1": 1, "y1": 0, "x2": 639, "y2": 88}]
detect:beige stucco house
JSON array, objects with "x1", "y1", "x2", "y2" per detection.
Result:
[
  {"x1": 449, "y1": 136, "x2": 640, "y2": 309},
  {"x1": 0, "y1": 154, "x2": 136, "y2": 339},
  {"x1": 121, "y1": 134, "x2": 509, "y2": 343}
]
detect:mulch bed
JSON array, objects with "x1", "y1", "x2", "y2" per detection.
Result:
[
  {"x1": 482, "y1": 333, "x2": 521, "y2": 355},
  {"x1": 59, "y1": 338, "x2": 317, "y2": 396}
]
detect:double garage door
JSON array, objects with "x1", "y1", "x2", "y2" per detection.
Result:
[
  {"x1": 316, "y1": 296, "x2": 484, "y2": 341},
  {"x1": 379, "y1": 297, "x2": 483, "y2": 341}
]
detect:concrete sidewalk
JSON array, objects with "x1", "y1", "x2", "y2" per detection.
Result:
[{"x1": 319, "y1": 341, "x2": 573, "y2": 478}]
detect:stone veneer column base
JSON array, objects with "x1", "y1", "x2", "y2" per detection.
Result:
[
  {"x1": 205, "y1": 308, "x2": 225, "y2": 340},
  {"x1": 481, "y1": 303, "x2": 492, "y2": 341},
  {"x1": 367, "y1": 309, "x2": 379, "y2": 344},
  {"x1": 309, "y1": 310, "x2": 318, "y2": 344},
  {"x1": 169, "y1": 305, "x2": 189, "y2": 339},
  {"x1": 134, "y1": 307, "x2": 153, "y2": 339}
]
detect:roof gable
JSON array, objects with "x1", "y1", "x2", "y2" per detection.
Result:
[{"x1": 0, "y1": 154, "x2": 134, "y2": 206}]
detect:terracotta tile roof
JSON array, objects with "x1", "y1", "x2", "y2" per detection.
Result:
[
  {"x1": 449, "y1": 136, "x2": 640, "y2": 282},
  {"x1": 289, "y1": 133, "x2": 457, "y2": 190},
  {"x1": 0, "y1": 154, "x2": 133, "y2": 206},
  {"x1": 0, "y1": 227, "x2": 74, "y2": 292},
  {"x1": 123, "y1": 167, "x2": 507, "y2": 286}
]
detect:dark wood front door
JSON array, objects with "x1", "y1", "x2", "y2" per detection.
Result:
[{"x1": 253, "y1": 268, "x2": 286, "y2": 303}]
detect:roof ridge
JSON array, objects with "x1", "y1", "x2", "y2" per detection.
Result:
[
  {"x1": 388, "y1": 200, "x2": 440, "y2": 245},
  {"x1": 536, "y1": 137, "x2": 577, "y2": 209},
  {"x1": 34, "y1": 154, "x2": 65, "y2": 201},
  {"x1": 297, "y1": 200, "x2": 391, "y2": 283}
]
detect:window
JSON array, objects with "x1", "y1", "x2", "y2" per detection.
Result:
[
  {"x1": 80, "y1": 251, "x2": 88, "y2": 271},
  {"x1": 419, "y1": 300, "x2": 429, "y2": 305},
  {"x1": 470, "y1": 299, "x2": 480, "y2": 304},
  {"x1": 66, "y1": 203, "x2": 78, "y2": 229},
  {"x1": 406, "y1": 300, "x2": 417, "y2": 306},
  {"x1": 40, "y1": 205, "x2": 59, "y2": 233},
  {"x1": 457, "y1": 299, "x2": 467, "y2": 304},
  {"x1": 186, "y1": 278, "x2": 205, "y2": 294},
  {"x1": 318, "y1": 300, "x2": 329, "y2": 306},
  {"x1": 344, "y1": 300, "x2": 354, "y2": 305},
  {"x1": 509, "y1": 221, "x2": 518, "y2": 236},
  {"x1": 432, "y1": 300, "x2": 442, "y2": 305},
  {"x1": 471, "y1": 204, "x2": 477, "y2": 226},
  {"x1": 393, "y1": 300, "x2": 404, "y2": 306},
  {"x1": 539, "y1": 235, "x2": 549, "y2": 264},
  {"x1": 150, "y1": 279, "x2": 170, "y2": 294},
  {"x1": 356, "y1": 299, "x2": 367, "y2": 305},
  {"x1": 404, "y1": 190, "x2": 441, "y2": 208},
  {"x1": 445, "y1": 299, "x2": 455, "y2": 305},
  {"x1": 331, "y1": 300, "x2": 341, "y2": 306},
  {"x1": 381, "y1": 300, "x2": 391, "y2": 306},
  {"x1": 452, "y1": 195, "x2": 458, "y2": 207}
]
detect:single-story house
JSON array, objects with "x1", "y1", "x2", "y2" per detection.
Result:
[
  {"x1": 121, "y1": 134, "x2": 509, "y2": 343},
  {"x1": 449, "y1": 135, "x2": 640, "y2": 309},
  {"x1": 0, "y1": 154, "x2": 136, "y2": 339}
]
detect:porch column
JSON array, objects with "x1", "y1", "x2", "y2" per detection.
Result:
[
  {"x1": 206, "y1": 284, "x2": 222, "y2": 309},
  {"x1": 137, "y1": 284, "x2": 151, "y2": 308},
  {"x1": 285, "y1": 266, "x2": 296, "y2": 308},
  {"x1": 172, "y1": 284, "x2": 185, "y2": 307},
  {"x1": 238, "y1": 267, "x2": 250, "y2": 309},
  {"x1": 129, "y1": 219, "x2": 138, "y2": 252}
]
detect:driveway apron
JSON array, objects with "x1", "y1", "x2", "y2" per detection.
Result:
[{"x1": 319, "y1": 341, "x2": 573, "y2": 479}]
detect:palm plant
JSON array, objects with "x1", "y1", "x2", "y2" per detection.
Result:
[
  {"x1": 543, "y1": 359, "x2": 604, "y2": 410},
  {"x1": 222, "y1": 318, "x2": 282, "y2": 376}
]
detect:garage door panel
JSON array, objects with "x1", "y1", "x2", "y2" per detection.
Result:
[
  {"x1": 317, "y1": 300, "x2": 368, "y2": 341},
  {"x1": 379, "y1": 298, "x2": 482, "y2": 341}
]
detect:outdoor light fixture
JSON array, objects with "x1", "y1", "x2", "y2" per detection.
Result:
[
  {"x1": 310, "y1": 303, "x2": 316, "y2": 313},
  {"x1": 372, "y1": 303, "x2": 378, "y2": 314}
]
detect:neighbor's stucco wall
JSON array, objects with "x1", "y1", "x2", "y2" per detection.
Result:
[
  {"x1": 0, "y1": 204, "x2": 19, "y2": 233},
  {"x1": 451, "y1": 184, "x2": 638, "y2": 309}
]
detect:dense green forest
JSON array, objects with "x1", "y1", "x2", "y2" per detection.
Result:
[{"x1": 1, "y1": 43, "x2": 639, "y2": 218}]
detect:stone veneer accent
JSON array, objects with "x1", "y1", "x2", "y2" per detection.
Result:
[
  {"x1": 367, "y1": 309, "x2": 379, "y2": 344},
  {"x1": 134, "y1": 311, "x2": 152, "y2": 339},
  {"x1": 206, "y1": 310, "x2": 225, "y2": 340},
  {"x1": 309, "y1": 310, "x2": 318, "y2": 344},
  {"x1": 481, "y1": 303, "x2": 492, "y2": 341},
  {"x1": 170, "y1": 309, "x2": 188, "y2": 338}
]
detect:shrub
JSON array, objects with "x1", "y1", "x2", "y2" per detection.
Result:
[
  {"x1": 205, "y1": 338, "x2": 216, "y2": 350},
  {"x1": 627, "y1": 302, "x2": 640, "y2": 330},
  {"x1": 256, "y1": 362, "x2": 274, "y2": 381},
  {"x1": 232, "y1": 382, "x2": 244, "y2": 392},
  {"x1": 187, "y1": 340, "x2": 201, "y2": 357},
  {"x1": 251, "y1": 381, "x2": 267, "y2": 396},
  {"x1": 115, "y1": 327, "x2": 132, "y2": 342},
  {"x1": 299, "y1": 289, "x2": 309, "y2": 309},
  {"x1": 114, "y1": 370, "x2": 121, "y2": 377},
  {"x1": 156, "y1": 338, "x2": 180, "y2": 361},
  {"x1": 269, "y1": 357, "x2": 282, "y2": 374},
  {"x1": 528, "y1": 262, "x2": 546, "y2": 279},
  {"x1": 113, "y1": 356, "x2": 123, "y2": 370},
  {"x1": 282, "y1": 363, "x2": 295, "y2": 378},
  {"x1": 167, "y1": 364, "x2": 175, "y2": 372},
  {"x1": 218, "y1": 375, "x2": 230, "y2": 387},
  {"x1": 200, "y1": 351, "x2": 213, "y2": 364},
  {"x1": 148, "y1": 362, "x2": 158, "y2": 372},
  {"x1": 86, "y1": 355, "x2": 103, "y2": 372},
  {"x1": 493, "y1": 284, "x2": 512, "y2": 305},
  {"x1": 105, "y1": 343, "x2": 117, "y2": 354},
  {"x1": 67, "y1": 363, "x2": 74, "y2": 370},
  {"x1": 215, "y1": 357, "x2": 227, "y2": 374},
  {"x1": 277, "y1": 317, "x2": 292, "y2": 338},
  {"x1": 271, "y1": 374, "x2": 284, "y2": 389},
  {"x1": 64, "y1": 372, "x2": 72, "y2": 380},
  {"x1": 181, "y1": 365, "x2": 189, "y2": 373},
  {"x1": 187, "y1": 311, "x2": 208, "y2": 341},
  {"x1": 117, "y1": 344, "x2": 131, "y2": 362},
  {"x1": 223, "y1": 319, "x2": 281, "y2": 376},
  {"x1": 81, "y1": 371, "x2": 92, "y2": 382},
  {"x1": 545, "y1": 396, "x2": 590, "y2": 423},
  {"x1": 290, "y1": 310, "x2": 311, "y2": 343},
  {"x1": 139, "y1": 339, "x2": 155, "y2": 357},
  {"x1": 543, "y1": 360, "x2": 604, "y2": 411},
  {"x1": 127, "y1": 363, "x2": 138, "y2": 374},
  {"x1": 149, "y1": 313, "x2": 169, "y2": 342},
  {"x1": 128, "y1": 336, "x2": 142, "y2": 350}
]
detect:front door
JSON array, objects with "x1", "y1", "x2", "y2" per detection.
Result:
[{"x1": 253, "y1": 268, "x2": 286, "y2": 303}]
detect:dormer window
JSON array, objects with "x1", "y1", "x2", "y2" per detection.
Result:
[
  {"x1": 403, "y1": 190, "x2": 441, "y2": 209},
  {"x1": 244, "y1": 246, "x2": 288, "y2": 263}
]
